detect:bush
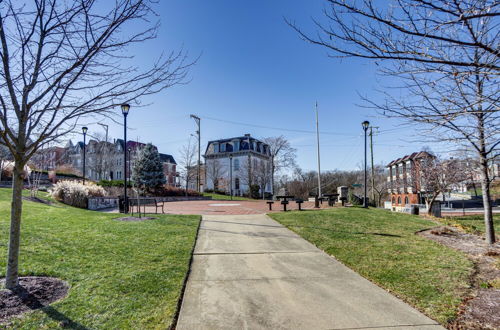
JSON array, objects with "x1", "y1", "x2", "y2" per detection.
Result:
[
  {"x1": 149, "y1": 185, "x2": 201, "y2": 197},
  {"x1": 50, "y1": 180, "x2": 106, "y2": 208},
  {"x1": 97, "y1": 180, "x2": 132, "y2": 188},
  {"x1": 249, "y1": 184, "x2": 260, "y2": 199}
]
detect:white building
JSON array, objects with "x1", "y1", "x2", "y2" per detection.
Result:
[{"x1": 204, "y1": 134, "x2": 272, "y2": 197}]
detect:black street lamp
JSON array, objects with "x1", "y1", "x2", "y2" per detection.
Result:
[
  {"x1": 121, "y1": 104, "x2": 130, "y2": 213},
  {"x1": 82, "y1": 126, "x2": 88, "y2": 185},
  {"x1": 362, "y1": 120, "x2": 370, "y2": 208},
  {"x1": 229, "y1": 154, "x2": 233, "y2": 201}
]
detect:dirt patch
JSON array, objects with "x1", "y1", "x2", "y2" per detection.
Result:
[
  {"x1": 22, "y1": 196, "x2": 53, "y2": 205},
  {"x1": 114, "y1": 216, "x2": 156, "y2": 222},
  {"x1": 0, "y1": 276, "x2": 68, "y2": 324},
  {"x1": 419, "y1": 226, "x2": 500, "y2": 329}
]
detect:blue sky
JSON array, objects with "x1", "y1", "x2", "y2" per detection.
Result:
[{"x1": 84, "y1": 0, "x2": 439, "y2": 171}]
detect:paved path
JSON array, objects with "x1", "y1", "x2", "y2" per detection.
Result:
[{"x1": 177, "y1": 214, "x2": 444, "y2": 330}]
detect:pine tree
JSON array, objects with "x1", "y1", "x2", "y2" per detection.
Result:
[{"x1": 132, "y1": 143, "x2": 166, "y2": 192}]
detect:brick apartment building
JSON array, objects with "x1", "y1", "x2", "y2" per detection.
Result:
[{"x1": 387, "y1": 151, "x2": 435, "y2": 210}]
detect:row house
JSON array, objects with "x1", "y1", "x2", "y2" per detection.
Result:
[
  {"x1": 30, "y1": 146, "x2": 67, "y2": 170},
  {"x1": 64, "y1": 139, "x2": 177, "y2": 185},
  {"x1": 204, "y1": 134, "x2": 272, "y2": 196},
  {"x1": 387, "y1": 151, "x2": 434, "y2": 210}
]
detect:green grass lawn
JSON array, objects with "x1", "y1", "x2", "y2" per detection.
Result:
[
  {"x1": 0, "y1": 188, "x2": 200, "y2": 329},
  {"x1": 203, "y1": 192, "x2": 253, "y2": 201},
  {"x1": 441, "y1": 214, "x2": 500, "y2": 236},
  {"x1": 269, "y1": 207, "x2": 473, "y2": 325}
]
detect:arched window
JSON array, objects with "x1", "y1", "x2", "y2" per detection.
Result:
[
  {"x1": 235, "y1": 178, "x2": 240, "y2": 190},
  {"x1": 397, "y1": 196, "x2": 401, "y2": 205},
  {"x1": 234, "y1": 159, "x2": 240, "y2": 171},
  {"x1": 404, "y1": 196, "x2": 409, "y2": 205}
]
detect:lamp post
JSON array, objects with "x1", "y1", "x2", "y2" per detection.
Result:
[
  {"x1": 362, "y1": 120, "x2": 370, "y2": 208},
  {"x1": 121, "y1": 104, "x2": 130, "y2": 213},
  {"x1": 229, "y1": 154, "x2": 233, "y2": 201},
  {"x1": 128, "y1": 147, "x2": 132, "y2": 182},
  {"x1": 82, "y1": 126, "x2": 88, "y2": 185}
]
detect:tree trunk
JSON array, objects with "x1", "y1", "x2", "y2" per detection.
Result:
[
  {"x1": 479, "y1": 159, "x2": 495, "y2": 244},
  {"x1": 426, "y1": 193, "x2": 439, "y2": 216},
  {"x1": 5, "y1": 161, "x2": 25, "y2": 289}
]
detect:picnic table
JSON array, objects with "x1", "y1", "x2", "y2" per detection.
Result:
[
  {"x1": 322, "y1": 194, "x2": 339, "y2": 207},
  {"x1": 275, "y1": 195, "x2": 295, "y2": 211}
]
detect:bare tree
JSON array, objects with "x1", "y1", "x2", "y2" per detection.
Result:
[
  {"x1": 178, "y1": 141, "x2": 197, "y2": 196},
  {"x1": 254, "y1": 160, "x2": 272, "y2": 199},
  {"x1": 262, "y1": 136, "x2": 297, "y2": 195},
  {"x1": 87, "y1": 134, "x2": 118, "y2": 181},
  {"x1": 205, "y1": 159, "x2": 226, "y2": 192},
  {"x1": 371, "y1": 165, "x2": 389, "y2": 207},
  {"x1": 289, "y1": 0, "x2": 499, "y2": 243},
  {"x1": 0, "y1": 0, "x2": 193, "y2": 289},
  {"x1": 420, "y1": 157, "x2": 468, "y2": 215}
]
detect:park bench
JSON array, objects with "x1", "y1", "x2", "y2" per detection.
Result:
[
  {"x1": 295, "y1": 199, "x2": 304, "y2": 211},
  {"x1": 266, "y1": 201, "x2": 274, "y2": 211},
  {"x1": 129, "y1": 198, "x2": 164, "y2": 216}
]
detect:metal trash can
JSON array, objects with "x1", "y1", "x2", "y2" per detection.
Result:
[
  {"x1": 410, "y1": 205, "x2": 419, "y2": 215},
  {"x1": 118, "y1": 196, "x2": 125, "y2": 213}
]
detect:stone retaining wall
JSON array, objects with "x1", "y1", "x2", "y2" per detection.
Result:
[{"x1": 88, "y1": 196, "x2": 212, "y2": 210}]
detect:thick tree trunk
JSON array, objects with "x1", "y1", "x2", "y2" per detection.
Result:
[
  {"x1": 5, "y1": 161, "x2": 25, "y2": 289},
  {"x1": 479, "y1": 160, "x2": 495, "y2": 244},
  {"x1": 426, "y1": 193, "x2": 439, "y2": 216}
]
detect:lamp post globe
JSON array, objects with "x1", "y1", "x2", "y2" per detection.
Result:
[
  {"x1": 82, "y1": 127, "x2": 88, "y2": 185},
  {"x1": 362, "y1": 120, "x2": 370, "y2": 208}
]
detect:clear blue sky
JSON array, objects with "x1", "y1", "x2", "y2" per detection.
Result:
[{"x1": 84, "y1": 0, "x2": 442, "y2": 171}]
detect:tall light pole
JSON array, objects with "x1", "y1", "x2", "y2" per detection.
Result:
[
  {"x1": 362, "y1": 120, "x2": 370, "y2": 208},
  {"x1": 315, "y1": 102, "x2": 322, "y2": 198},
  {"x1": 190, "y1": 114, "x2": 201, "y2": 193},
  {"x1": 121, "y1": 104, "x2": 130, "y2": 213},
  {"x1": 82, "y1": 127, "x2": 88, "y2": 185},
  {"x1": 229, "y1": 154, "x2": 233, "y2": 201}
]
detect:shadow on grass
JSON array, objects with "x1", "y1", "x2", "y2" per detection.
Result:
[
  {"x1": 287, "y1": 224, "x2": 402, "y2": 238},
  {"x1": 14, "y1": 286, "x2": 89, "y2": 330}
]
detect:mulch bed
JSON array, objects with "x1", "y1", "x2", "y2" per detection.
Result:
[
  {"x1": 0, "y1": 276, "x2": 68, "y2": 324},
  {"x1": 114, "y1": 216, "x2": 156, "y2": 222},
  {"x1": 418, "y1": 226, "x2": 500, "y2": 329}
]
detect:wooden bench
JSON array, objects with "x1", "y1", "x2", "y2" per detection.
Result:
[
  {"x1": 129, "y1": 198, "x2": 164, "y2": 216},
  {"x1": 266, "y1": 201, "x2": 274, "y2": 211}
]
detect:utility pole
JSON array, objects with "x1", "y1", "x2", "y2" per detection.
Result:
[
  {"x1": 315, "y1": 102, "x2": 322, "y2": 198},
  {"x1": 98, "y1": 123, "x2": 109, "y2": 142},
  {"x1": 190, "y1": 115, "x2": 201, "y2": 193}
]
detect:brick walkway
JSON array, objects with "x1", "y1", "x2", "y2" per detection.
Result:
[{"x1": 136, "y1": 200, "x2": 331, "y2": 215}]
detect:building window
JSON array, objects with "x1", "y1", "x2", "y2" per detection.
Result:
[
  {"x1": 404, "y1": 196, "x2": 409, "y2": 205},
  {"x1": 234, "y1": 159, "x2": 240, "y2": 171},
  {"x1": 397, "y1": 196, "x2": 401, "y2": 205},
  {"x1": 392, "y1": 197, "x2": 395, "y2": 204},
  {"x1": 235, "y1": 178, "x2": 240, "y2": 190}
]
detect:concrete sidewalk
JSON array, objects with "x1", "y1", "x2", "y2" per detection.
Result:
[{"x1": 176, "y1": 214, "x2": 444, "y2": 330}]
